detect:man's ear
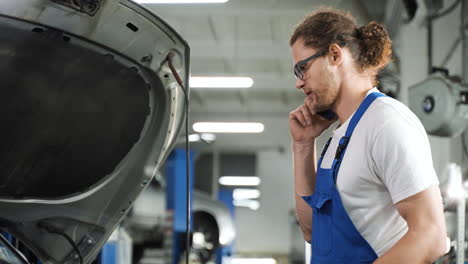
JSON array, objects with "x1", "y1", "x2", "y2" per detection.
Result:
[{"x1": 328, "y1": 43, "x2": 343, "y2": 66}]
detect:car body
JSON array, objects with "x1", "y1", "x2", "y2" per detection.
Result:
[
  {"x1": 0, "y1": 0, "x2": 189, "y2": 263},
  {"x1": 126, "y1": 180, "x2": 236, "y2": 263}
]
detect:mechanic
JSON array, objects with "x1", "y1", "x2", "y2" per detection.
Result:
[{"x1": 289, "y1": 7, "x2": 447, "y2": 263}]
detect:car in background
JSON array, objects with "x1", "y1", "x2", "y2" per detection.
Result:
[{"x1": 125, "y1": 171, "x2": 236, "y2": 264}]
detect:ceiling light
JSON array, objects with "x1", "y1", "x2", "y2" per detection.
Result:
[
  {"x1": 193, "y1": 122, "x2": 264, "y2": 133},
  {"x1": 219, "y1": 176, "x2": 261, "y2": 186},
  {"x1": 233, "y1": 189, "x2": 261, "y2": 200},
  {"x1": 188, "y1": 133, "x2": 216, "y2": 143},
  {"x1": 230, "y1": 259, "x2": 277, "y2": 264},
  {"x1": 188, "y1": 134, "x2": 201, "y2": 142},
  {"x1": 190, "y1": 77, "x2": 253, "y2": 88},
  {"x1": 134, "y1": 0, "x2": 228, "y2": 3},
  {"x1": 200, "y1": 133, "x2": 216, "y2": 142},
  {"x1": 233, "y1": 199, "x2": 260, "y2": 210}
]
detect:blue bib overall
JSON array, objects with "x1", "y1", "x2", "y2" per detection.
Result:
[{"x1": 302, "y1": 92, "x2": 386, "y2": 264}]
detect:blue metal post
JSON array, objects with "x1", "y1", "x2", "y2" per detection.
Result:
[
  {"x1": 99, "y1": 242, "x2": 118, "y2": 264},
  {"x1": 216, "y1": 190, "x2": 235, "y2": 264},
  {"x1": 166, "y1": 148, "x2": 194, "y2": 264},
  {"x1": 1, "y1": 232, "x2": 15, "y2": 244}
]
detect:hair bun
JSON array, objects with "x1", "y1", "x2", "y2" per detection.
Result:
[{"x1": 357, "y1": 21, "x2": 392, "y2": 71}]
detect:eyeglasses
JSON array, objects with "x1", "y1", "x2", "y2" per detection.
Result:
[
  {"x1": 293, "y1": 49, "x2": 327, "y2": 80},
  {"x1": 293, "y1": 43, "x2": 347, "y2": 80}
]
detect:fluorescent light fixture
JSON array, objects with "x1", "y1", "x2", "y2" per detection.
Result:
[
  {"x1": 233, "y1": 189, "x2": 261, "y2": 200},
  {"x1": 193, "y1": 122, "x2": 264, "y2": 133},
  {"x1": 219, "y1": 176, "x2": 261, "y2": 186},
  {"x1": 200, "y1": 133, "x2": 216, "y2": 142},
  {"x1": 188, "y1": 134, "x2": 201, "y2": 142},
  {"x1": 230, "y1": 259, "x2": 276, "y2": 264},
  {"x1": 135, "y1": 0, "x2": 228, "y2": 3},
  {"x1": 231, "y1": 259, "x2": 276, "y2": 264},
  {"x1": 233, "y1": 199, "x2": 260, "y2": 210},
  {"x1": 190, "y1": 77, "x2": 253, "y2": 88},
  {"x1": 188, "y1": 133, "x2": 216, "y2": 142}
]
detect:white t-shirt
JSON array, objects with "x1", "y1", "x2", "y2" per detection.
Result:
[{"x1": 320, "y1": 88, "x2": 439, "y2": 256}]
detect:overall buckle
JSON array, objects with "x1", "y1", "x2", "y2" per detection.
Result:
[{"x1": 334, "y1": 136, "x2": 350, "y2": 160}]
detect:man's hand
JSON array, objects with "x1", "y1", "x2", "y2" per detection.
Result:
[{"x1": 289, "y1": 102, "x2": 336, "y2": 144}]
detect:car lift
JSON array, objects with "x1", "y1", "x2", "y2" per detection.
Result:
[
  {"x1": 165, "y1": 148, "x2": 194, "y2": 264},
  {"x1": 216, "y1": 190, "x2": 235, "y2": 264}
]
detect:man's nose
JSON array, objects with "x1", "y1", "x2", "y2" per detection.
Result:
[{"x1": 295, "y1": 78, "x2": 305, "y2": 89}]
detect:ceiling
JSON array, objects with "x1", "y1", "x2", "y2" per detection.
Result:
[
  {"x1": 141, "y1": 0, "x2": 380, "y2": 112},
  {"x1": 138, "y1": 0, "x2": 392, "y2": 149}
]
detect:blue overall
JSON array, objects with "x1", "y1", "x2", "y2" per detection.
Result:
[{"x1": 302, "y1": 92, "x2": 386, "y2": 264}]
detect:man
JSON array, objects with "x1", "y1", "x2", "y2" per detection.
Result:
[{"x1": 289, "y1": 7, "x2": 447, "y2": 263}]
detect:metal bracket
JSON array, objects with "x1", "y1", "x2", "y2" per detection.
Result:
[{"x1": 63, "y1": 234, "x2": 97, "y2": 264}]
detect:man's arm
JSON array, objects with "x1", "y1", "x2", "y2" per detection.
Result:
[
  {"x1": 292, "y1": 141, "x2": 317, "y2": 243},
  {"x1": 289, "y1": 100, "x2": 336, "y2": 242},
  {"x1": 373, "y1": 185, "x2": 447, "y2": 264}
]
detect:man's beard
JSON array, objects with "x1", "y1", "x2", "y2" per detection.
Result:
[
  {"x1": 314, "y1": 64, "x2": 339, "y2": 113},
  {"x1": 314, "y1": 102, "x2": 332, "y2": 112},
  {"x1": 314, "y1": 85, "x2": 338, "y2": 113}
]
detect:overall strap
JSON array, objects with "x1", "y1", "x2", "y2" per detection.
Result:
[
  {"x1": 317, "y1": 136, "x2": 332, "y2": 167},
  {"x1": 332, "y1": 92, "x2": 386, "y2": 181},
  {"x1": 344, "y1": 92, "x2": 386, "y2": 138}
]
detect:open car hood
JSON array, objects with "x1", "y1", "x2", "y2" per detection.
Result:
[{"x1": 0, "y1": 0, "x2": 189, "y2": 263}]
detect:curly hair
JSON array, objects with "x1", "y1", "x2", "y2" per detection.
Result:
[{"x1": 290, "y1": 7, "x2": 392, "y2": 82}]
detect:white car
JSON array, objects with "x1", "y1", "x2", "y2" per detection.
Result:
[
  {"x1": 125, "y1": 179, "x2": 236, "y2": 263},
  {"x1": 0, "y1": 0, "x2": 188, "y2": 263}
]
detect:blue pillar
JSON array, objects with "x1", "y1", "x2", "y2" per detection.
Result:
[
  {"x1": 166, "y1": 148, "x2": 194, "y2": 264},
  {"x1": 216, "y1": 190, "x2": 235, "y2": 264},
  {"x1": 1, "y1": 232, "x2": 15, "y2": 244},
  {"x1": 99, "y1": 242, "x2": 118, "y2": 264}
]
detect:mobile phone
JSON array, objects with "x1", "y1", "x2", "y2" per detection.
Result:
[{"x1": 317, "y1": 109, "x2": 337, "y2": 120}]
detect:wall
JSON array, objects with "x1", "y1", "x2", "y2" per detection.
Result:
[{"x1": 234, "y1": 151, "x2": 294, "y2": 254}]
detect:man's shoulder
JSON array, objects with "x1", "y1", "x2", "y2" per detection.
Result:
[
  {"x1": 367, "y1": 96, "x2": 422, "y2": 128},
  {"x1": 370, "y1": 96, "x2": 413, "y2": 118},
  {"x1": 358, "y1": 96, "x2": 427, "y2": 142}
]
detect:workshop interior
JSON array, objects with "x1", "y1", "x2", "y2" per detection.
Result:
[{"x1": 0, "y1": 0, "x2": 467, "y2": 263}]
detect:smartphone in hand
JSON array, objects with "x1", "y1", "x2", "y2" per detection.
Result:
[{"x1": 317, "y1": 109, "x2": 337, "y2": 120}]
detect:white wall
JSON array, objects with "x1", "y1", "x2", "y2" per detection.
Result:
[{"x1": 234, "y1": 151, "x2": 294, "y2": 254}]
